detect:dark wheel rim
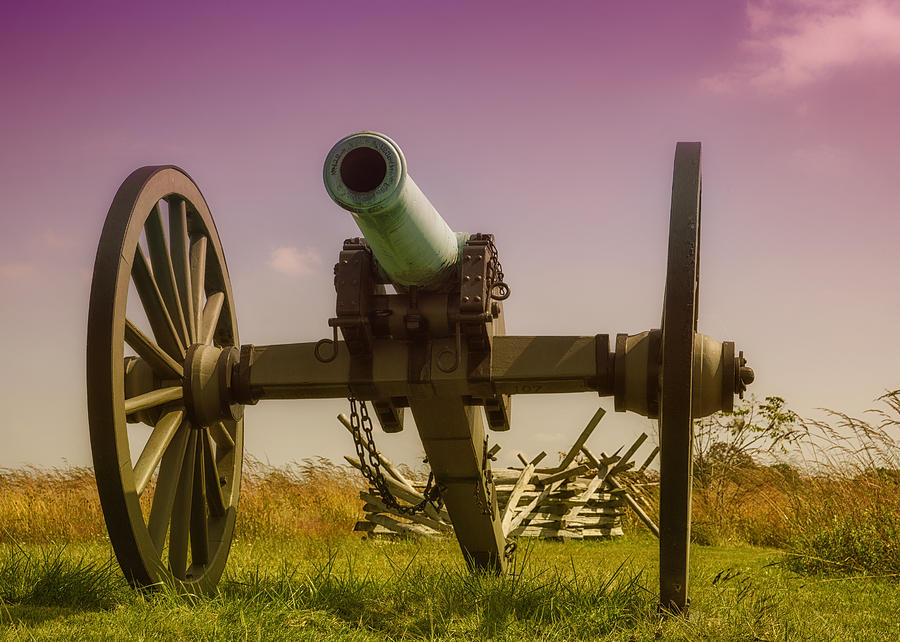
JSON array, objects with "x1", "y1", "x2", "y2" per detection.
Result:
[
  {"x1": 87, "y1": 166, "x2": 242, "y2": 592},
  {"x1": 658, "y1": 142, "x2": 701, "y2": 612}
]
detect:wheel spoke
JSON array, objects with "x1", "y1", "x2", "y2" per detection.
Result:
[
  {"x1": 124, "y1": 386, "x2": 183, "y2": 416},
  {"x1": 203, "y1": 429, "x2": 227, "y2": 517},
  {"x1": 91, "y1": 166, "x2": 244, "y2": 591},
  {"x1": 190, "y1": 236, "x2": 208, "y2": 333},
  {"x1": 145, "y1": 204, "x2": 191, "y2": 347},
  {"x1": 124, "y1": 318, "x2": 184, "y2": 379},
  {"x1": 133, "y1": 410, "x2": 184, "y2": 496},
  {"x1": 169, "y1": 430, "x2": 197, "y2": 580},
  {"x1": 209, "y1": 421, "x2": 235, "y2": 452},
  {"x1": 199, "y1": 292, "x2": 225, "y2": 346},
  {"x1": 168, "y1": 198, "x2": 197, "y2": 344},
  {"x1": 191, "y1": 438, "x2": 210, "y2": 567},
  {"x1": 132, "y1": 245, "x2": 186, "y2": 359},
  {"x1": 148, "y1": 422, "x2": 190, "y2": 551}
]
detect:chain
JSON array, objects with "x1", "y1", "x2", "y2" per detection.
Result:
[
  {"x1": 474, "y1": 437, "x2": 494, "y2": 516},
  {"x1": 485, "y1": 237, "x2": 510, "y2": 301},
  {"x1": 349, "y1": 397, "x2": 443, "y2": 515}
]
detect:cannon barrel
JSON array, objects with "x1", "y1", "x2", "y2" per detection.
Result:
[{"x1": 324, "y1": 132, "x2": 465, "y2": 289}]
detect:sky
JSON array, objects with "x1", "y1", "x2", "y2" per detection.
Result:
[{"x1": 2, "y1": 0, "x2": 899, "y2": 472}]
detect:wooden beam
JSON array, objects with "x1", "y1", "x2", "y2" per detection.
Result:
[
  {"x1": 500, "y1": 463, "x2": 535, "y2": 533},
  {"x1": 562, "y1": 473, "x2": 607, "y2": 523},
  {"x1": 505, "y1": 479, "x2": 565, "y2": 534},
  {"x1": 595, "y1": 449, "x2": 660, "y2": 538},
  {"x1": 337, "y1": 414, "x2": 418, "y2": 492},
  {"x1": 638, "y1": 446, "x2": 660, "y2": 472},
  {"x1": 556, "y1": 407, "x2": 606, "y2": 471},
  {"x1": 538, "y1": 463, "x2": 593, "y2": 486},
  {"x1": 366, "y1": 512, "x2": 442, "y2": 539},
  {"x1": 360, "y1": 492, "x2": 452, "y2": 533},
  {"x1": 607, "y1": 433, "x2": 648, "y2": 476},
  {"x1": 344, "y1": 456, "x2": 448, "y2": 523}
]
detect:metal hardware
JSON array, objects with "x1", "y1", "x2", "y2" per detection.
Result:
[{"x1": 348, "y1": 397, "x2": 443, "y2": 515}]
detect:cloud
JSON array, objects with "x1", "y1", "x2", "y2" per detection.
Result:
[
  {"x1": 268, "y1": 246, "x2": 322, "y2": 278},
  {"x1": 0, "y1": 263, "x2": 36, "y2": 280},
  {"x1": 703, "y1": 0, "x2": 900, "y2": 92}
]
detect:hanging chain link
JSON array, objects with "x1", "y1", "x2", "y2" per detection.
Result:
[
  {"x1": 485, "y1": 236, "x2": 510, "y2": 301},
  {"x1": 473, "y1": 437, "x2": 494, "y2": 516},
  {"x1": 349, "y1": 397, "x2": 443, "y2": 515}
]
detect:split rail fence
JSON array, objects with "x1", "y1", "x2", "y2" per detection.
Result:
[{"x1": 342, "y1": 408, "x2": 661, "y2": 541}]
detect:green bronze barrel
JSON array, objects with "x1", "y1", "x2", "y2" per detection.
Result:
[{"x1": 324, "y1": 132, "x2": 466, "y2": 289}]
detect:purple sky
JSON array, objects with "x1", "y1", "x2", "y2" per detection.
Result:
[{"x1": 2, "y1": 0, "x2": 900, "y2": 469}]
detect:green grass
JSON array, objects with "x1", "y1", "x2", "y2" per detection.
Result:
[{"x1": 1, "y1": 536, "x2": 898, "y2": 641}]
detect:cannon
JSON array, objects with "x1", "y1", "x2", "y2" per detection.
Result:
[{"x1": 87, "y1": 131, "x2": 753, "y2": 612}]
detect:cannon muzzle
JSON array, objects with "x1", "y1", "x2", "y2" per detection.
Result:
[{"x1": 324, "y1": 132, "x2": 465, "y2": 289}]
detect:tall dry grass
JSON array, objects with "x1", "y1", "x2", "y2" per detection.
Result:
[
  {"x1": 2, "y1": 394, "x2": 897, "y2": 580},
  {"x1": 0, "y1": 466, "x2": 105, "y2": 543},
  {"x1": 235, "y1": 457, "x2": 364, "y2": 539},
  {"x1": 783, "y1": 392, "x2": 900, "y2": 574},
  {"x1": 0, "y1": 458, "x2": 364, "y2": 544},
  {"x1": 687, "y1": 392, "x2": 900, "y2": 575}
]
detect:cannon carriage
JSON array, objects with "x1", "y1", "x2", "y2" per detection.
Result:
[{"x1": 87, "y1": 131, "x2": 753, "y2": 611}]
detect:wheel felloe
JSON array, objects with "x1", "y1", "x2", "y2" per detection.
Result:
[
  {"x1": 658, "y1": 142, "x2": 701, "y2": 613},
  {"x1": 87, "y1": 166, "x2": 242, "y2": 593}
]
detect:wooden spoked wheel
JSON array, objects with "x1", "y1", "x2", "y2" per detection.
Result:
[
  {"x1": 658, "y1": 142, "x2": 701, "y2": 613},
  {"x1": 87, "y1": 166, "x2": 242, "y2": 592}
]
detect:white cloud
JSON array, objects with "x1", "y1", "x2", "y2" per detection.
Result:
[
  {"x1": 703, "y1": 0, "x2": 900, "y2": 92},
  {"x1": 268, "y1": 246, "x2": 321, "y2": 278}
]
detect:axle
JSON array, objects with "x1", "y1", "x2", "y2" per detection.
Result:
[{"x1": 217, "y1": 333, "x2": 752, "y2": 421}]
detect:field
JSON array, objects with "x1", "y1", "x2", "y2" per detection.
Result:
[
  {"x1": 1, "y1": 536, "x2": 898, "y2": 640},
  {"x1": 1, "y1": 395, "x2": 898, "y2": 640}
]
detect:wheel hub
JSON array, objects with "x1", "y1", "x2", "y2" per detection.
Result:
[
  {"x1": 613, "y1": 331, "x2": 754, "y2": 418},
  {"x1": 183, "y1": 344, "x2": 243, "y2": 427}
]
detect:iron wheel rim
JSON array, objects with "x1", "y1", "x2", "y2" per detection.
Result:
[
  {"x1": 658, "y1": 142, "x2": 701, "y2": 611},
  {"x1": 87, "y1": 165, "x2": 242, "y2": 592}
]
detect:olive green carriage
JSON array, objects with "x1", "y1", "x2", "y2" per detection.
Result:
[{"x1": 86, "y1": 131, "x2": 753, "y2": 611}]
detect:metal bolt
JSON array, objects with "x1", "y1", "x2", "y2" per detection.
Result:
[
  {"x1": 463, "y1": 296, "x2": 470, "y2": 302},
  {"x1": 735, "y1": 351, "x2": 754, "y2": 400},
  {"x1": 475, "y1": 296, "x2": 482, "y2": 302},
  {"x1": 464, "y1": 275, "x2": 470, "y2": 281},
  {"x1": 475, "y1": 275, "x2": 482, "y2": 281}
]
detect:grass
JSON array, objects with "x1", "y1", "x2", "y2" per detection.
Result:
[
  {"x1": 681, "y1": 393, "x2": 900, "y2": 579},
  {"x1": 0, "y1": 536, "x2": 898, "y2": 640},
  {"x1": 0, "y1": 393, "x2": 898, "y2": 639},
  {"x1": 0, "y1": 457, "x2": 365, "y2": 545}
]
